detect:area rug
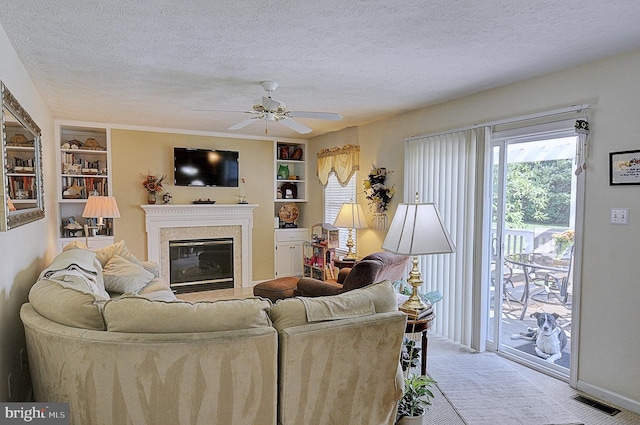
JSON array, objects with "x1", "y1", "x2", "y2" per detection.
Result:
[
  {"x1": 424, "y1": 376, "x2": 467, "y2": 424},
  {"x1": 514, "y1": 342, "x2": 571, "y2": 369},
  {"x1": 427, "y1": 338, "x2": 580, "y2": 425}
]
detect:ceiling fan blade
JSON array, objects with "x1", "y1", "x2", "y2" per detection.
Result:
[
  {"x1": 193, "y1": 109, "x2": 258, "y2": 115},
  {"x1": 278, "y1": 117, "x2": 312, "y2": 134},
  {"x1": 228, "y1": 117, "x2": 260, "y2": 130},
  {"x1": 289, "y1": 111, "x2": 343, "y2": 121},
  {"x1": 262, "y1": 96, "x2": 281, "y2": 112}
]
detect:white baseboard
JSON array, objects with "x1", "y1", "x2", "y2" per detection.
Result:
[{"x1": 576, "y1": 380, "x2": 640, "y2": 415}]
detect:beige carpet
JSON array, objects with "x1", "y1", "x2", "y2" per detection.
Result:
[
  {"x1": 426, "y1": 338, "x2": 581, "y2": 425},
  {"x1": 418, "y1": 336, "x2": 640, "y2": 425}
]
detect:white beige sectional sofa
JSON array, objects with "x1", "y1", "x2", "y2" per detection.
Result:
[{"x1": 21, "y1": 241, "x2": 406, "y2": 425}]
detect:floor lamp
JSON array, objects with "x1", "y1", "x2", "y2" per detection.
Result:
[
  {"x1": 333, "y1": 201, "x2": 368, "y2": 260},
  {"x1": 82, "y1": 196, "x2": 120, "y2": 246},
  {"x1": 382, "y1": 199, "x2": 455, "y2": 317}
]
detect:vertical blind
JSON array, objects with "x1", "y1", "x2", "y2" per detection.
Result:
[
  {"x1": 404, "y1": 128, "x2": 485, "y2": 346},
  {"x1": 324, "y1": 173, "x2": 357, "y2": 253}
]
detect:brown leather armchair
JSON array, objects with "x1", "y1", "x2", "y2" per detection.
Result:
[{"x1": 295, "y1": 251, "x2": 409, "y2": 297}]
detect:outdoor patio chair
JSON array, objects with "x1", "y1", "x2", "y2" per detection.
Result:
[{"x1": 524, "y1": 246, "x2": 574, "y2": 317}]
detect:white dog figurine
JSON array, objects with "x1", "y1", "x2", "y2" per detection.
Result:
[{"x1": 511, "y1": 312, "x2": 567, "y2": 363}]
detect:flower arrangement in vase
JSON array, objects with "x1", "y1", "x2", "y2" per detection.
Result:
[
  {"x1": 363, "y1": 166, "x2": 395, "y2": 229},
  {"x1": 141, "y1": 173, "x2": 166, "y2": 204},
  {"x1": 552, "y1": 229, "x2": 574, "y2": 260}
]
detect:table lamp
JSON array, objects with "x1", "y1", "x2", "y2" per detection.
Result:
[
  {"x1": 333, "y1": 201, "x2": 368, "y2": 260},
  {"x1": 382, "y1": 197, "x2": 455, "y2": 317},
  {"x1": 82, "y1": 196, "x2": 120, "y2": 245}
]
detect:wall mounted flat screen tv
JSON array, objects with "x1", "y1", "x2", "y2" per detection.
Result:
[{"x1": 174, "y1": 147, "x2": 239, "y2": 187}]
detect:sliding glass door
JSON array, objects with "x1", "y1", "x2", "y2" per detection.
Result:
[{"x1": 486, "y1": 133, "x2": 578, "y2": 379}]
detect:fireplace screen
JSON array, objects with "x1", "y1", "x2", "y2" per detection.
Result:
[{"x1": 169, "y1": 238, "x2": 234, "y2": 293}]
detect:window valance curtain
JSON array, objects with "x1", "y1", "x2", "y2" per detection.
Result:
[{"x1": 317, "y1": 144, "x2": 360, "y2": 187}]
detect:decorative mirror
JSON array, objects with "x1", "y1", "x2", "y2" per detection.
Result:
[{"x1": 1, "y1": 81, "x2": 44, "y2": 231}]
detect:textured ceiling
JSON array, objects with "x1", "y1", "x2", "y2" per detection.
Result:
[{"x1": 1, "y1": 1, "x2": 640, "y2": 139}]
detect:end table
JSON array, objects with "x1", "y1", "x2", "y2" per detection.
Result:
[
  {"x1": 334, "y1": 258, "x2": 357, "y2": 270},
  {"x1": 405, "y1": 310, "x2": 434, "y2": 375}
]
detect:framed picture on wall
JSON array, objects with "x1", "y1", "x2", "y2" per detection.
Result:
[{"x1": 609, "y1": 149, "x2": 640, "y2": 185}]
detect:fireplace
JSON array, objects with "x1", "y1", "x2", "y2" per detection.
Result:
[
  {"x1": 141, "y1": 204, "x2": 257, "y2": 290},
  {"x1": 169, "y1": 238, "x2": 234, "y2": 293}
]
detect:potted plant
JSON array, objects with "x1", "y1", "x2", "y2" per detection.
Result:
[
  {"x1": 396, "y1": 373, "x2": 436, "y2": 424},
  {"x1": 394, "y1": 281, "x2": 440, "y2": 424},
  {"x1": 397, "y1": 330, "x2": 437, "y2": 424}
]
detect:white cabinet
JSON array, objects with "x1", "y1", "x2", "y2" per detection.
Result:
[
  {"x1": 56, "y1": 122, "x2": 114, "y2": 251},
  {"x1": 273, "y1": 142, "x2": 308, "y2": 276},
  {"x1": 275, "y1": 228, "x2": 308, "y2": 277}
]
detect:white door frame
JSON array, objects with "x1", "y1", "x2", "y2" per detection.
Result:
[{"x1": 475, "y1": 131, "x2": 584, "y2": 388}]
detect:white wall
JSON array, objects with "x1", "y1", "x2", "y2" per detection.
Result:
[
  {"x1": 0, "y1": 26, "x2": 55, "y2": 401},
  {"x1": 309, "y1": 49, "x2": 640, "y2": 412}
]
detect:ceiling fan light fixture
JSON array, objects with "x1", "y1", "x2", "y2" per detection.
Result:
[
  {"x1": 216, "y1": 80, "x2": 342, "y2": 135},
  {"x1": 265, "y1": 112, "x2": 277, "y2": 121},
  {"x1": 262, "y1": 96, "x2": 282, "y2": 112}
]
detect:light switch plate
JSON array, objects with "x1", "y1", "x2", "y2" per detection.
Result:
[{"x1": 611, "y1": 208, "x2": 629, "y2": 225}]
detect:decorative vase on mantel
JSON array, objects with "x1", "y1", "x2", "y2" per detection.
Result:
[{"x1": 147, "y1": 192, "x2": 157, "y2": 204}]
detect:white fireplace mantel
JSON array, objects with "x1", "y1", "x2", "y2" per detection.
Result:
[{"x1": 141, "y1": 204, "x2": 258, "y2": 287}]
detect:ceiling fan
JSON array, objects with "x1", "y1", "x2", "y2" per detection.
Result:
[{"x1": 199, "y1": 81, "x2": 342, "y2": 134}]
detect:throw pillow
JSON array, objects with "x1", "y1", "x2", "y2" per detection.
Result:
[
  {"x1": 95, "y1": 240, "x2": 143, "y2": 268},
  {"x1": 103, "y1": 255, "x2": 154, "y2": 294},
  {"x1": 138, "y1": 278, "x2": 177, "y2": 301},
  {"x1": 29, "y1": 279, "x2": 107, "y2": 330}
]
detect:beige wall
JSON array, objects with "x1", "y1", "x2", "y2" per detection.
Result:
[
  {"x1": 308, "y1": 49, "x2": 640, "y2": 410},
  {"x1": 0, "y1": 25, "x2": 56, "y2": 401},
  {"x1": 110, "y1": 129, "x2": 277, "y2": 281},
  {"x1": 307, "y1": 125, "x2": 404, "y2": 258}
]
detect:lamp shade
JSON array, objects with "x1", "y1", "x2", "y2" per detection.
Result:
[
  {"x1": 382, "y1": 203, "x2": 455, "y2": 255},
  {"x1": 82, "y1": 196, "x2": 121, "y2": 219},
  {"x1": 333, "y1": 202, "x2": 368, "y2": 229}
]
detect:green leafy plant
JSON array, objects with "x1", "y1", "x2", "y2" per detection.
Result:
[
  {"x1": 393, "y1": 280, "x2": 443, "y2": 306},
  {"x1": 397, "y1": 374, "x2": 436, "y2": 420}
]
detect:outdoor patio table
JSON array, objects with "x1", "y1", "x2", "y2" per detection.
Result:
[{"x1": 504, "y1": 253, "x2": 570, "y2": 320}]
